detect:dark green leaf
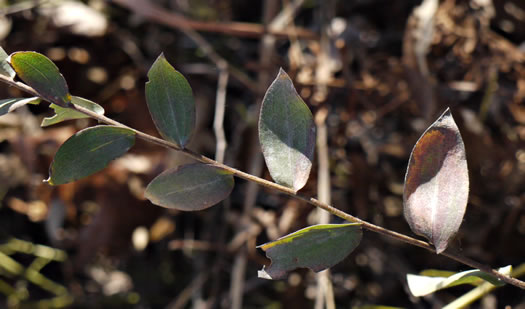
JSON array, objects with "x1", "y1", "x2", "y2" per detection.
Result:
[
  {"x1": 47, "y1": 125, "x2": 135, "y2": 185},
  {"x1": 145, "y1": 163, "x2": 234, "y2": 211},
  {"x1": 403, "y1": 108, "x2": 469, "y2": 253},
  {"x1": 8, "y1": 51, "x2": 71, "y2": 106},
  {"x1": 145, "y1": 53, "x2": 195, "y2": 148},
  {"x1": 257, "y1": 223, "x2": 362, "y2": 280},
  {"x1": 42, "y1": 96, "x2": 104, "y2": 127},
  {"x1": 0, "y1": 97, "x2": 40, "y2": 116},
  {"x1": 258, "y1": 68, "x2": 315, "y2": 192},
  {"x1": 407, "y1": 265, "x2": 511, "y2": 296},
  {"x1": 0, "y1": 47, "x2": 15, "y2": 78}
]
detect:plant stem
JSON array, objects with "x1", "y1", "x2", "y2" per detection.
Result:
[{"x1": 1, "y1": 74, "x2": 524, "y2": 290}]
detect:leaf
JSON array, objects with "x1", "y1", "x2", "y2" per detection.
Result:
[
  {"x1": 0, "y1": 97, "x2": 40, "y2": 116},
  {"x1": 145, "y1": 163, "x2": 234, "y2": 211},
  {"x1": 407, "y1": 265, "x2": 511, "y2": 297},
  {"x1": 0, "y1": 47, "x2": 15, "y2": 78},
  {"x1": 419, "y1": 269, "x2": 456, "y2": 277},
  {"x1": 41, "y1": 96, "x2": 104, "y2": 127},
  {"x1": 258, "y1": 68, "x2": 316, "y2": 192},
  {"x1": 257, "y1": 223, "x2": 362, "y2": 280},
  {"x1": 8, "y1": 51, "x2": 71, "y2": 106},
  {"x1": 46, "y1": 125, "x2": 135, "y2": 185},
  {"x1": 145, "y1": 53, "x2": 195, "y2": 148},
  {"x1": 403, "y1": 108, "x2": 469, "y2": 253}
]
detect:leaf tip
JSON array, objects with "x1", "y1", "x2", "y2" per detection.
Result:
[
  {"x1": 438, "y1": 106, "x2": 452, "y2": 120},
  {"x1": 277, "y1": 67, "x2": 289, "y2": 80},
  {"x1": 257, "y1": 268, "x2": 273, "y2": 280},
  {"x1": 153, "y1": 52, "x2": 167, "y2": 67},
  {"x1": 147, "y1": 53, "x2": 167, "y2": 78}
]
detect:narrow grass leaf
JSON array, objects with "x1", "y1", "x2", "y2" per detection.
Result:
[
  {"x1": 257, "y1": 223, "x2": 362, "y2": 280},
  {"x1": 0, "y1": 47, "x2": 15, "y2": 78},
  {"x1": 145, "y1": 53, "x2": 195, "y2": 148},
  {"x1": 145, "y1": 163, "x2": 234, "y2": 211},
  {"x1": 0, "y1": 97, "x2": 40, "y2": 116},
  {"x1": 47, "y1": 125, "x2": 135, "y2": 185},
  {"x1": 8, "y1": 51, "x2": 71, "y2": 106},
  {"x1": 42, "y1": 96, "x2": 104, "y2": 127},
  {"x1": 407, "y1": 265, "x2": 511, "y2": 297},
  {"x1": 403, "y1": 108, "x2": 469, "y2": 253},
  {"x1": 258, "y1": 69, "x2": 315, "y2": 192}
]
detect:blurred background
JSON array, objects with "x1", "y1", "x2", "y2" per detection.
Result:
[{"x1": 0, "y1": 0, "x2": 524, "y2": 308}]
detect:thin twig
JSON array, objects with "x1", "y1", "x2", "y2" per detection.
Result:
[
  {"x1": 111, "y1": 0, "x2": 318, "y2": 40},
  {"x1": 178, "y1": 25, "x2": 259, "y2": 94},
  {"x1": 314, "y1": 107, "x2": 335, "y2": 309},
  {"x1": 313, "y1": 2, "x2": 336, "y2": 306},
  {"x1": 111, "y1": 0, "x2": 259, "y2": 93},
  {"x1": 0, "y1": 74, "x2": 524, "y2": 290},
  {"x1": 166, "y1": 271, "x2": 211, "y2": 309},
  {"x1": 213, "y1": 64, "x2": 229, "y2": 163}
]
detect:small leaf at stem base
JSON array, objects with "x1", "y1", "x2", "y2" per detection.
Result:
[{"x1": 41, "y1": 96, "x2": 104, "y2": 127}]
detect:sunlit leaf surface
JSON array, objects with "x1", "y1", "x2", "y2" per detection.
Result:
[
  {"x1": 0, "y1": 97, "x2": 40, "y2": 116},
  {"x1": 258, "y1": 68, "x2": 315, "y2": 192},
  {"x1": 42, "y1": 96, "x2": 104, "y2": 127},
  {"x1": 403, "y1": 108, "x2": 469, "y2": 253},
  {"x1": 407, "y1": 265, "x2": 511, "y2": 296},
  {"x1": 9, "y1": 51, "x2": 71, "y2": 106}
]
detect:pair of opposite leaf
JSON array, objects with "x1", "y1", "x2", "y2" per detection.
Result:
[{"x1": 4, "y1": 51, "x2": 469, "y2": 280}]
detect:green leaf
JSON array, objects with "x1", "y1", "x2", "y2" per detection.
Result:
[
  {"x1": 0, "y1": 97, "x2": 40, "y2": 116},
  {"x1": 145, "y1": 163, "x2": 234, "y2": 211},
  {"x1": 257, "y1": 223, "x2": 362, "y2": 280},
  {"x1": 419, "y1": 269, "x2": 456, "y2": 278},
  {"x1": 8, "y1": 51, "x2": 71, "y2": 106},
  {"x1": 0, "y1": 47, "x2": 15, "y2": 78},
  {"x1": 258, "y1": 68, "x2": 316, "y2": 192},
  {"x1": 403, "y1": 108, "x2": 469, "y2": 253},
  {"x1": 145, "y1": 53, "x2": 195, "y2": 148},
  {"x1": 41, "y1": 96, "x2": 104, "y2": 127},
  {"x1": 407, "y1": 265, "x2": 511, "y2": 297},
  {"x1": 46, "y1": 125, "x2": 135, "y2": 185}
]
